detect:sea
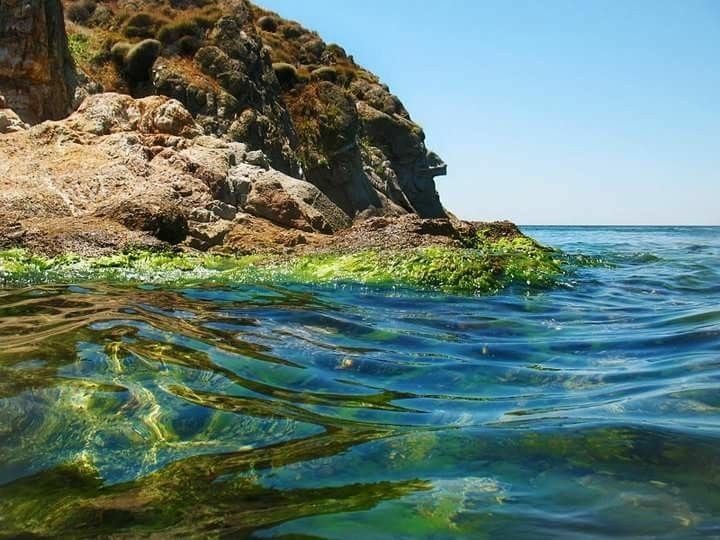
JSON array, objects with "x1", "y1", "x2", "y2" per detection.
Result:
[{"x1": 1, "y1": 226, "x2": 719, "y2": 538}]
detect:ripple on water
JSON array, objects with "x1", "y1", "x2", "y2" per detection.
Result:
[{"x1": 1, "y1": 226, "x2": 720, "y2": 537}]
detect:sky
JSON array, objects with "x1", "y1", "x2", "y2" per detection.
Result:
[{"x1": 257, "y1": 0, "x2": 719, "y2": 225}]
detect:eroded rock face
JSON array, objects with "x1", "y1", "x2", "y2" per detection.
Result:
[
  {"x1": 152, "y1": 6, "x2": 301, "y2": 177},
  {"x1": 242, "y1": 168, "x2": 351, "y2": 233},
  {"x1": 0, "y1": 0, "x2": 76, "y2": 123},
  {"x1": 60, "y1": 0, "x2": 449, "y2": 220},
  {"x1": 0, "y1": 98, "x2": 29, "y2": 133},
  {"x1": 0, "y1": 0, "x2": 454, "y2": 255},
  {"x1": 0, "y1": 93, "x2": 349, "y2": 255}
]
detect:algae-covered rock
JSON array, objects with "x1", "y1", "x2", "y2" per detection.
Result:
[{"x1": 0, "y1": 223, "x2": 564, "y2": 293}]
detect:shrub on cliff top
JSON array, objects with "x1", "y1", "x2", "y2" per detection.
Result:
[
  {"x1": 324, "y1": 43, "x2": 347, "y2": 61},
  {"x1": 273, "y1": 62, "x2": 298, "y2": 89},
  {"x1": 311, "y1": 66, "x2": 338, "y2": 83},
  {"x1": 310, "y1": 66, "x2": 357, "y2": 87},
  {"x1": 257, "y1": 15, "x2": 278, "y2": 32},
  {"x1": 157, "y1": 13, "x2": 219, "y2": 45},
  {"x1": 178, "y1": 35, "x2": 201, "y2": 56},
  {"x1": 66, "y1": 0, "x2": 96, "y2": 24},
  {"x1": 123, "y1": 13, "x2": 162, "y2": 39},
  {"x1": 281, "y1": 23, "x2": 304, "y2": 39},
  {"x1": 125, "y1": 39, "x2": 162, "y2": 81},
  {"x1": 157, "y1": 19, "x2": 201, "y2": 44},
  {"x1": 110, "y1": 42, "x2": 132, "y2": 64}
]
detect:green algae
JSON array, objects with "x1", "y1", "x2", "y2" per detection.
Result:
[
  {"x1": 289, "y1": 243, "x2": 563, "y2": 292},
  {"x1": 0, "y1": 237, "x2": 567, "y2": 294}
]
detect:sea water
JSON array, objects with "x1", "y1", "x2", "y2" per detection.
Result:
[{"x1": 0, "y1": 226, "x2": 719, "y2": 538}]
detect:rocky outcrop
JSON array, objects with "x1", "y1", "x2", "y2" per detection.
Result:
[
  {"x1": 0, "y1": 0, "x2": 462, "y2": 256},
  {"x1": 152, "y1": 9, "x2": 302, "y2": 177},
  {"x1": 0, "y1": 0, "x2": 77, "y2": 123},
  {"x1": 0, "y1": 93, "x2": 350, "y2": 255},
  {"x1": 59, "y1": 0, "x2": 449, "y2": 220},
  {"x1": 0, "y1": 97, "x2": 29, "y2": 133}
]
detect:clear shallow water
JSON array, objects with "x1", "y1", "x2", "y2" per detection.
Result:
[{"x1": 1, "y1": 226, "x2": 719, "y2": 538}]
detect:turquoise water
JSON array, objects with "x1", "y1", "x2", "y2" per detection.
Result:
[{"x1": 1, "y1": 226, "x2": 719, "y2": 538}]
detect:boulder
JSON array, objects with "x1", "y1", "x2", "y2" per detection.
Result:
[
  {"x1": 222, "y1": 213, "x2": 321, "y2": 255},
  {"x1": 0, "y1": 108, "x2": 29, "y2": 134},
  {"x1": 67, "y1": 93, "x2": 200, "y2": 137},
  {"x1": 243, "y1": 168, "x2": 351, "y2": 233}
]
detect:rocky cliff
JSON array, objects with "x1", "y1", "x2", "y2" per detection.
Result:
[
  {"x1": 0, "y1": 0, "x2": 77, "y2": 123},
  {"x1": 0, "y1": 0, "x2": 456, "y2": 256},
  {"x1": 60, "y1": 0, "x2": 448, "y2": 218}
]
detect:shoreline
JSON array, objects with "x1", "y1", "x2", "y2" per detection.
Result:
[{"x1": 0, "y1": 222, "x2": 564, "y2": 294}]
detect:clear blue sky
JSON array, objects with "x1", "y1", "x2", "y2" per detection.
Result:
[{"x1": 258, "y1": 0, "x2": 719, "y2": 225}]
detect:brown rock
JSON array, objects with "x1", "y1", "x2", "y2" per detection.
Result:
[
  {"x1": 0, "y1": 0, "x2": 76, "y2": 123},
  {"x1": 243, "y1": 169, "x2": 351, "y2": 233},
  {"x1": 0, "y1": 93, "x2": 351, "y2": 255},
  {"x1": 1, "y1": 217, "x2": 164, "y2": 257},
  {"x1": 0, "y1": 108, "x2": 29, "y2": 133},
  {"x1": 222, "y1": 213, "x2": 323, "y2": 255},
  {"x1": 94, "y1": 195, "x2": 189, "y2": 244}
]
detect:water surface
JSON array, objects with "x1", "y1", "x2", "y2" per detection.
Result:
[{"x1": 1, "y1": 226, "x2": 719, "y2": 538}]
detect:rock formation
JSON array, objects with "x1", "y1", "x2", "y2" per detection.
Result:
[
  {"x1": 0, "y1": 0, "x2": 459, "y2": 256},
  {"x1": 0, "y1": 93, "x2": 352, "y2": 255},
  {"x1": 58, "y1": 0, "x2": 448, "y2": 218},
  {"x1": 0, "y1": 0, "x2": 77, "y2": 123}
]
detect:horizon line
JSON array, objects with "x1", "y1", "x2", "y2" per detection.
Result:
[{"x1": 516, "y1": 223, "x2": 720, "y2": 227}]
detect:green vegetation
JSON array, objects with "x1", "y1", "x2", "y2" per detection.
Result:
[
  {"x1": 110, "y1": 41, "x2": 131, "y2": 64},
  {"x1": 123, "y1": 13, "x2": 162, "y2": 39},
  {"x1": 156, "y1": 13, "x2": 219, "y2": 45},
  {"x1": 0, "y1": 237, "x2": 565, "y2": 293},
  {"x1": 325, "y1": 43, "x2": 348, "y2": 60},
  {"x1": 257, "y1": 15, "x2": 279, "y2": 32},
  {"x1": 66, "y1": 0, "x2": 96, "y2": 24},
  {"x1": 311, "y1": 66, "x2": 338, "y2": 83},
  {"x1": 67, "y1": 33, "x2": 92, "y2": 65},
  {"x1": 288, "y1": 241, "x2": 563, "y2": 293}
]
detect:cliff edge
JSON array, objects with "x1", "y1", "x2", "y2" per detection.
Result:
[{"x1": 0, "y1": 0, "x2": 478, "y2": 258}]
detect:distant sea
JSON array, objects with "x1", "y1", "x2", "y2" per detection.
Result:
[{"x1": 1, "y1": 226, "x2": 719, "y2": 538}]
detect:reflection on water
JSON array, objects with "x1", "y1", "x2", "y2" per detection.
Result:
[{"x1": 1, "y1": 226, "x2": 720, "y2": 538}]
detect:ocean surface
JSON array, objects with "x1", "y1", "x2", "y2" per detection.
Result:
[{"x1": 1, "y1": 226, "x2": 719, "y2": 538}]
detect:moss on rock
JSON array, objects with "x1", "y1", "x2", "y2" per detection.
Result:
[{"x1": 0, "y1": 236, "x2": 566, "y2": 294}]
